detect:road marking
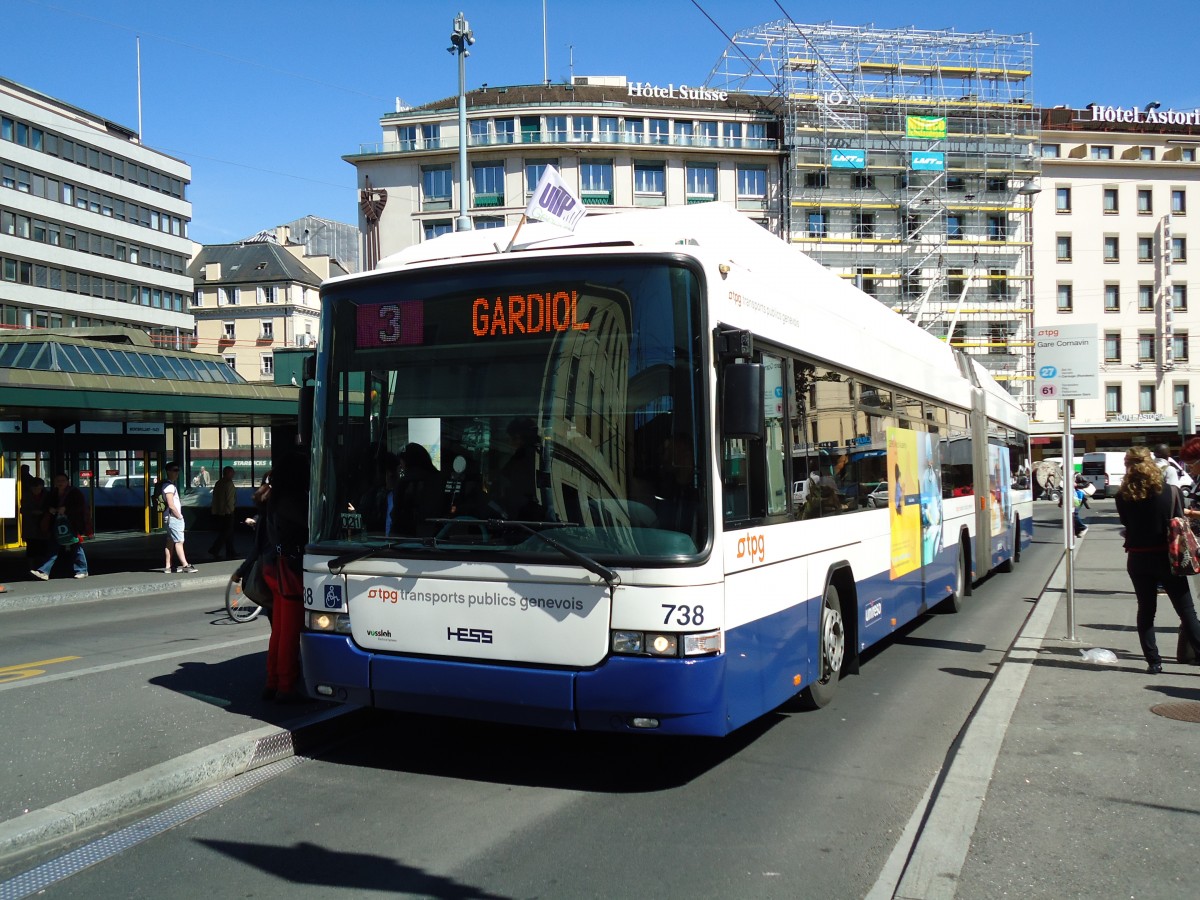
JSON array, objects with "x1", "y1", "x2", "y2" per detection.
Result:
[
  {"x1": 0, "y1": 656, "x2": 82, "y2": 684},
  {"x1": 0, "y1": 636, "x2": 266, "y2": 693}
]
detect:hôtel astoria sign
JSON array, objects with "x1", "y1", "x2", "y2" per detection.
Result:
[{"x1": 1088, "y1": 104, "x2": 1200, "y2": 126}]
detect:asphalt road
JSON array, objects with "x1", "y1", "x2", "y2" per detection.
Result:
[{"x1": 0, "y1": 511, "x2": 1064, "y2": 898}]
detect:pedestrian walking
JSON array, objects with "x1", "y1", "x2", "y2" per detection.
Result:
[
  {"x1": 1153, "y1": 443, "x2": 1187, "y2": 487},
  {"x1": 160, "y1": 462, "x2": 197, "y2": 574},
  {"x1": 30, "y1": 472, "x2": 90, "y2": 580},
  {"x1": 208, "y1": 466, "x2": 238, "y2": 559},
  {"x1": 1114, "y1": 446, "x2": 1200, "y2": 673}
]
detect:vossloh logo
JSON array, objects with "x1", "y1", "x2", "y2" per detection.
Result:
[
  {"x1": 525, "y1": 165, "x2": 585, "y2": 231},
  {"x1": 365, "y1": 628, "x2": 392, "y2": 638}
]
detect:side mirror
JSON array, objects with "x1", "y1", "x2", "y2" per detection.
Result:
[{"x1": 722, "y1": 362, "x2": 763, "y2": 439}]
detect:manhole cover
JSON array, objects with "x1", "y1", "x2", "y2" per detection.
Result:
[{"x1": 1150, "y1": 701, "x2": 1200, "y2": 723}]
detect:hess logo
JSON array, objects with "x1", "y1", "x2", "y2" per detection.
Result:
[{"x1": 737, "y1": 533, "x2": 765, "y2": 563}]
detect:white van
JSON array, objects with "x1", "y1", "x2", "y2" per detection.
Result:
[{"x1": 1081, "y1": 452, "x2": 1125, "y2": 498}]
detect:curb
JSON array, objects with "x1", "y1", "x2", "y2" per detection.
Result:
[
  {"x1": 0, "y1": 704, "x2": 363, "y2": 862},
  {"x1": 0, "y1": 575, "x2": 232, "y2": 613}
]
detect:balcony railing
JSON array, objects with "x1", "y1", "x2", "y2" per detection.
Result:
[{"x1": 356, "y1": 132, "x2": 778, "y2": 156}]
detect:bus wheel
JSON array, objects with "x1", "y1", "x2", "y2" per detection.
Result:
[
  {"x1": 801, "y1": 583, "x2": 845, "y2": 709},
  {"x1": 939, "y1": 541, "x2": 969, "y2": 614}
]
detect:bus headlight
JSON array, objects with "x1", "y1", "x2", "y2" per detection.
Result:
[
  {"x1": 610, "y1": 629, "x2": 721, "y2": 658},
  {"x1": 306, "y1": 611, "x2": 352, "y2": 634}
]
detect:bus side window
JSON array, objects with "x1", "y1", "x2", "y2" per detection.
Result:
[{"x1": 723, "y1": 438, "x2": 751, "y2": 522}]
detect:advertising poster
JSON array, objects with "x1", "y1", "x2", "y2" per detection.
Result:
[
  {"x1": 919, "y1": 433, "x2": 944, "y2": 565},
  {"x1": 906, "y1": 115, "x2": 947, "y2": 139},
  {"x1": 988, "y1": 444, "x2": 1012, "y2": 536},
  {"x1": 888, "y1": 427, "x2": 922, "y2": 579}
]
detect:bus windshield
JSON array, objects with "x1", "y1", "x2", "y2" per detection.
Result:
[{"x1": 312, "y1": 254, "x2": 709, "y2": 563}]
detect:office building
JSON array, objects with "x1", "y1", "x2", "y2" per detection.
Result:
[{"x1": 0, "y1": 76, "x2": 193, "y2": 345}]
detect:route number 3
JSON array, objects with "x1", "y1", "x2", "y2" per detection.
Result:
[{"x1": 661, "y1": 604, "x2": 704, "y2": 626}]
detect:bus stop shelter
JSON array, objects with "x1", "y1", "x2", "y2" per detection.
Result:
[{"x1": 0, "y1": 328, "x2": 305, "y2": 546}]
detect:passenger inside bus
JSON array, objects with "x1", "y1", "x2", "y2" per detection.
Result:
[
  {"x1": 492, "y1": 417, "x2": 543, "y2": 521},
  {"x1": 389, "y1": 443, "x2": 447, "y2": 538}
]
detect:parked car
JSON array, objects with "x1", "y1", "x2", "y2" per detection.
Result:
[{"x1": 863, "y1": 481, "x2": 889, "y2": 508}]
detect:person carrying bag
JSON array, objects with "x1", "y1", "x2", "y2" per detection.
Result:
[{"x1": 1115, "y1": 446, "x2": 1200, "y2": 673}]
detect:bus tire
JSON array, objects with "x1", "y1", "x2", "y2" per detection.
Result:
[
  {"x1": 938, "y1": 541, "x2": 970, "y2": 614},
  {"x1": 800, "y1": 582, "x2": 846, "y2": 709}
]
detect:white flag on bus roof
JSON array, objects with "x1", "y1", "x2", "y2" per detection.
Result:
[{"x1": 524, "y1": 165, "x2": 586, "y2": 231}]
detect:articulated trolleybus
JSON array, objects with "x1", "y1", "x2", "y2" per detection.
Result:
[{"x1": 302, "y1": 203, "x2": 1032, "y2": 737}]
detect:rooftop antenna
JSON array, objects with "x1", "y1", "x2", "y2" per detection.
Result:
[
  {"x1": 136, "y1": 36, "x2": 143, "y2": 141},
  {"x1": 542, "y1": 1, "x2": 549, "y2": 85}
]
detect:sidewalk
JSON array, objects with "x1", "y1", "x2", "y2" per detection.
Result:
[
  {"x1": 0, "y1": 529, "x2": 241, "y2": 611},
  {"x1": 903, "y1": 501, "x2": 1200, "y2": 899}
]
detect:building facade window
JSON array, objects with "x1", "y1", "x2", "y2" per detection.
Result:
[
  {"x1": 1174, "y1": 188, "x2": 1188, "y2": 215},
  {"x1": 259, "y1": 320, "x2": 273, "y2": 340},
  {"x1": 422, "y1": 219, "x2": 452, "y2": 240},
  {"x1": 1057, "y1": 283, "x2": 1073, "y2": 312},
  {"x1": 1041, "y1": 144, "x2": 1060, "y2": 158},
  {"x1": 806, "y1": 210, "x2": 828, "y2": 238},
  {"x1": 1141, "y1": 147, "x2": 1155, "y2": 161},
  {"x1": 1138, "y1": 333, "x2": 1156, "y2": 362},
  {"x1": 261, "y1": 354, "x2": 273, "y2": 376},
  {"x1": 1056, "y1": 234, "x2": 1072, "y2": 261},
  {"x1": 1056, "y1": 186, "x2": 1071, "y2": 212},
  {"x1": 1105, "y1": 384, "x2": 1121, "y2": 417},
  {"x1": 524, "y1": 160, "x2": 555, "y2": 196},
  {"x1": 1104, "y1": 331, "x2": 1121, "y2": 362},
  {"x1": 1175, "y1": 383, "x2": 1190, "y2": 411},
  {"x1": 1174, "y1": 283, "x2": 1189, "y2": 310},
  {"x1": 1172, "y1": 237, "x2": 1187, "y2": 261},
  {"x1": 579, "y1": 160, "x2": 613, "y2": 204},
  {"x1": 736, "y1": 166, "x2": 766, "y2": 205},
  {"x1": 223, "y1": 355, "x2": 236, "y2": 370},
  {"x1": 685, "y1": 164, "x2": 717, "y2": 203},
  {"x1": 472, "y1": 162, "x2": 505, "y2": 207},
  {"x1": 1138, "y1": 283, "x2": 1155, "y2": 311},
  {"x1": 947, "y1": 214, "x2": 963, "y2": 240},
  {"x1": 647, "y1": 118, "x2": 669, "y2": 145},
  {"x1": 1138, "y1": 236, "x2": 1154, "y2": 261},
  {"x1": 1105, "y1": 283, "x2": 1120, "y2": 312},
  {"x1": 1140, "y1": 384, "x2": 1156, "y2": 414},
  {"x1": 222, "y1": 321, "x2": 235, "y2": 339},
  {"x1": 1091, "y1": 145, "x2": 1114, "y2": 160},
  {"x1": 225, "y1": 427, "x2": 238, "y2": 449},
  {"x1": 1138, "y1": 188, "x2": 1153, "y2": 214},
  {"x1": 570, "y1": 116, "x2": 592, "y2": 142},
  {"x1": 1103, "y1": 187, "x2": 1119, "y2": 213},
  {"x1": 1174, "y1": 332, "x2": 1189, "y2": 362},
  {"x1": 1104, "y1": 235, "x2": 1119, "y2": 262},
  {"x1": 633, "y1": 162, "x2": 665, "y2": 205},
  {"x1": 421, "y1": 165, "x2": 452, "y2": 210},
  {"x1": 673, "y1": 121, "x2": 693, "y2": 146}
]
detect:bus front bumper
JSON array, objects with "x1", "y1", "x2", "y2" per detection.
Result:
[{"x1": 301, "y1": 632, "x2": 729, "y2": 736}]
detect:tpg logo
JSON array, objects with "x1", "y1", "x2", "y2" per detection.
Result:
[{"x1": 736, "y1": 533, "x2": 765, "y2": 563}]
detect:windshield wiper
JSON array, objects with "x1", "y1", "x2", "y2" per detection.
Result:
[
  {"x1": 327, "y1": 540, "x2": 414, "y2": 575},
  {"x1": 484, "y1": 518, "x2": 620, "y2": 591}
]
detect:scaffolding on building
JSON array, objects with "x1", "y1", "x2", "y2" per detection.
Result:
[{"x1": 707, "y1": 21, "x2": 1040, "y2": 411}]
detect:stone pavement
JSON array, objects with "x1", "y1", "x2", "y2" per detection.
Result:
[{"x1": 895, "y1": 499, "x2": 1200, "y2": 899}]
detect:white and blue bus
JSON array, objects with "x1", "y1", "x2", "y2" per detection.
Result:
[{"x1": 301, "y1": 204, "x2": 1032, "y2": 737}]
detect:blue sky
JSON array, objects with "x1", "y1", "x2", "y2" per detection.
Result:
[{"x1": 7, "y1": 0, "x2": 1198, "y2": 245}]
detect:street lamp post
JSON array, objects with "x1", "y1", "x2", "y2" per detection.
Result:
[{"x1": 450, "y1": 13, "x2": 474, "y2": 232}]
